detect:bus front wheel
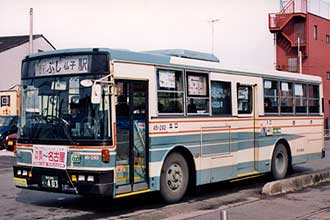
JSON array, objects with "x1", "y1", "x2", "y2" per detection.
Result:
[
  {"x1": 271, "y1": 143, "x2": 289, "y2": 180},
  {"x1": 160, "y1": 152, "x2": 189, "y2": 203}
]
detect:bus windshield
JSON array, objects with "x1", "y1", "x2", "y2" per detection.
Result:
[{"x1": 19, "y1": 75, "x2": 111, "y2": 145}]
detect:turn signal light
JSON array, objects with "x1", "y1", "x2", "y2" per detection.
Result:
[
  {"x1": 101, "y1": 149, "x2": 110, "y2": 163},
  {"x1": 71, "y1": 175, "x2": 77, "y2": 182}
]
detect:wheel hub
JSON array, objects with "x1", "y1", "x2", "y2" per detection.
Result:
[{"x1": 166, "y1": 163, "x2": 183, "y2": 191}]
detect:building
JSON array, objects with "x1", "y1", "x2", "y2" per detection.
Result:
[
  {"x1": 0, "y1": 85, "x2": 20, "y2": 116},
  {"x1": 269, "y1": 0, "x2": 330, "y2": 126},
  {"x1": 0, "y1": 34, "x2": 55, "y2": 90}
]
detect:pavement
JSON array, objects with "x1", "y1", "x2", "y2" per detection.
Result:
[
  {"x1": 0, "y1": 149, "x2": 15, "y2": 170},
  {"x1": 0, "y1": 142, "x2": 330, "y2": 219}
]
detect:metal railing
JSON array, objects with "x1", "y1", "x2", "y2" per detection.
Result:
[
  {"x1": 308, "y1": 0, "x2": 330, "y2": 20},
  {"x1": 281, "y1": 0, "x2": 307, "y2": 14}
]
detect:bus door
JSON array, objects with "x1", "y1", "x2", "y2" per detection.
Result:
[
  {"x1": 115, "y1": 80, "x2": 149, "y2": 194},
  {"x1": 236, "y1": 84, "x2": 257, "y2": 174}
]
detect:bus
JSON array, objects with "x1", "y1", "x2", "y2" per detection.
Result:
[{"x1": 13, "y1": 48, "x2": 324, "y2": 203}]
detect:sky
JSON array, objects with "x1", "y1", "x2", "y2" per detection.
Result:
[{"x1": 0, "y1": 0, "x2": 283, "y2": 70}]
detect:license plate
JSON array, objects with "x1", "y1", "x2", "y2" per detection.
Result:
[
  {"x1": 41, "y1": 175, "x2": 59, "y2": 189},
  {"x1": 7, "y1": 141, "x2": 14, "y2": 146},
  {"x1": 14, "y1": 177, "x2": 28, "y2": 187}
]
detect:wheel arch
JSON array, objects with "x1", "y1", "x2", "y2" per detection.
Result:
[
  {"x1": 270, "y1": 138, "x2": 292, "y2": 168},
  {"x1": 160, "y1": 145, "x2": 196, "y2": 190}
]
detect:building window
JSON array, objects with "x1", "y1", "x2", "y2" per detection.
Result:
[
  {"x1": 237, "y1": 85, "x2": 252, "y2": 114},
  {"x1": 326, "y1": 35, "x2": 330, "y2": 44},
  {"x1": 0, "y1": 96, "x2": 10, "y2": 107},
  {"x1": 327, "y1": 72, "x2": 330, "y2": 80},
  {"x1": 186, "y1": 72, "x2": 209, "y2": 114},
  {"x1": 280, "y1": 81, "x2": 294, "y2": 113},
  {"x1": 264, "y1": 80, "x2": 279, "y2": 114},
  {"x1": 288, "y1": 57, "x2": 298, "y2": 72},
  {"x1": 211, "y1": 81, "x2": 231, "y2": 115},
  {"x1": 157, "y1": 69, "x2": 184, "y2": 114},
  {"x1": 314, "y1": 25, "x2": 318, "y2": 40},
  {"x1": 294, "y1": 83, "x2": 307, "y2": 113},
  {"x1": 307, "y1": 84, "x2": 319, "y2": 114}
]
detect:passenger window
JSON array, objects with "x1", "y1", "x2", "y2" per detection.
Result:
[
  {"x1": 307, "y1": 84, "x2": 319, "y2": 114},
  {"x1": 157, "y1": 69, "x2": 184, "y2": 114},
  {"x1": 264, "y1": 80, "x2": 279, "y2": 114},
  {"x1": 294, "y1": 83, "x2": 307, "y2": 113},
  {"x1": 211, "y1": 81, "x2": 231, "y2": 115},
  {"x1": 237, "y1": 85, "x2": 252, "y2": 114},
  {"x1": 186, "y1": 72, "x2": 209, "y2": 114},
  {"x1": 280, "y1": 81, "x2": 293, "y2": 113}
]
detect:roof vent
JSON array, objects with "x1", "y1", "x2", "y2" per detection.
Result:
[{"x1": 145, "y1": 49, "x2": 220, "y2": 62}]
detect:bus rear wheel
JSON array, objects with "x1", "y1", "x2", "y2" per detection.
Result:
[
  {"x1": 271, "y1": 143, "x2": 289, "y2": 180},
  {"x1": 160, "y1": 152, "x2": 189, "y2": 203}
]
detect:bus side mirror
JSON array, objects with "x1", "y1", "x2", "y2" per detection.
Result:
[{"x1": 91, "y1": 84, "x2": 102, "y2": 104}]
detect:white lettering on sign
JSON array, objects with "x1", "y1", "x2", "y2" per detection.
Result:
[
  {"x1": 35, "y1": 55, "x2": 90, "y2": 76},
  {"x1": 32, "y1": 145, "x2": 68, "y2": 169}
]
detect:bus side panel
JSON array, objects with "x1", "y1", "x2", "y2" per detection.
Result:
[{"x1": 257, "y1": 117, "x2": 324, "y2": 169}]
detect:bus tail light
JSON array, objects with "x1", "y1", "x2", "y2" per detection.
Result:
[{"x1": 102, "y1": 149, "x2": 110, "y2": 163}]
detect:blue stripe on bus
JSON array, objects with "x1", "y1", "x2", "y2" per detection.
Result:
[{"x1": 149, "y1": 133, "x2": 302, "y2": 162}]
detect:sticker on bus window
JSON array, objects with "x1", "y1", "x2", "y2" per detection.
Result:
[
  {"x1": 281, "y1": 82, "x2": 289, "y2": 92},
  {"x1": 159, "y1": 71, "x2": 176, "y2": 88},
  {"x1": 264, "y1": 80, "x2": 272, "y2": 89},
  {"x1": 295, "y1": 84, "x2": 303, "y2": 96},
  {"x1": 188, "y1": 75, "x2": 207, "y2": 96},
  {"x1": 32, "y1": 145, "x2": 68, "y2": 169}
]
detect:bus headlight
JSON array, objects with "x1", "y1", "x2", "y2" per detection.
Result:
[
  {"x1": 87, "y1": 176, "x2": 94, "y2": 182},
  {"x1": 78, "y1": 175, "x2": 85, "y2": 181}
]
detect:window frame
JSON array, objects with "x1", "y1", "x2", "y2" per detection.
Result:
[
  {"x1": 279, "y1": 81, "x2": 294, "y2": 115},
  {"x1": 263, "y1": 79, "x2": 321, "y2": 116},
  {"x1": 237, "y1": 84, "x2": 253, "y2": 115},
  {"x1": 307, "y1": 84, "x2": 320, "y2": 115},
  {"x1": 156, "y1": 68, "x2": 185, "y2": 115},
  {"x1": 186, "y1": 71, "x2": 210, "y2": 116},
  {"x1": 264, "y1": 80, "x2": 280, "y2": 115},
  {"x1": 294, "y1": 83, "x2": 308, "y2": 115},
  {"x1": 210, "y1": 80, "x2": 232, "y2": 116}
]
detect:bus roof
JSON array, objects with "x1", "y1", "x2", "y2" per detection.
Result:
[{"x1": 27, "y1": 48, "x2": 321, "y2": 84}]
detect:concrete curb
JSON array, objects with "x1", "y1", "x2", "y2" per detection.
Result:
[{"x1": 262, "y1": 169, "x2": 330, "y2": 196}]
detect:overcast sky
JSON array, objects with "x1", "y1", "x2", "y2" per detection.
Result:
[{"x1": 0, "y1": 0, "x2": 305, "y2": 70}]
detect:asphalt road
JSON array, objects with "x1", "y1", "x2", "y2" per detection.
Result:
[{"x1": 0, "y1": 142, "x2": 330, "y2": 220}]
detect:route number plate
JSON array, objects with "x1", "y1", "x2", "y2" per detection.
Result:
[{"x1": 41, "y1": 175, "x2": 59, "y2": 189}]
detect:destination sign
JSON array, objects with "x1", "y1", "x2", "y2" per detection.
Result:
[{"x1": 34, "y1": 55, "x2": 90, "y2": 76}]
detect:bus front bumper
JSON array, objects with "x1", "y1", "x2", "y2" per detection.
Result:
[{"x1": 13, "y1": 166, "x2": 114, "y2": 196}]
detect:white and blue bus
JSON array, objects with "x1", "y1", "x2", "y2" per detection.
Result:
[{"x1": 14, "y1": 48, "x2": 324, "y2": 203}]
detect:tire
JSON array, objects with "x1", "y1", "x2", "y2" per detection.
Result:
[
  {"x1": 271, "y1": 143, "x2": 289, "y2": 180},
  {"x1": 160, "y1": 152, "x2": 189, "y2": 203}
]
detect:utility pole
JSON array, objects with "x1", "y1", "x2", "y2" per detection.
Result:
[
  {"x1": 298, "y1": 36, "x2": 302, "y2": 74},
  {"x1": 209, "y1": 18, "x2": 220, "y2": 55},
  {"x1": 29, "y1": 8, "x2": 33, "y2": 55}
]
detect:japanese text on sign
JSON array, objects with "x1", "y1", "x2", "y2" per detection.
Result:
[
  {"x1": 32, "y1": 145, "x2": 68, "y2": 169},
  {"x1": 34, "y1": 55, "x2": 90, "y2": 76}
]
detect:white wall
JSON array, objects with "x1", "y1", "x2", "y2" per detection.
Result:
[{"x1": 0, "y1": 37, "x2": 55, "y2": 90}]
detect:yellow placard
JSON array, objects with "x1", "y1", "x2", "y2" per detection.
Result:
[
  {"x1": 7, "y1": 141, "x2": 13, "y2": 146},
  {"x1": 13, "y1": 177, "x2": 28, "y2": 187}
]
